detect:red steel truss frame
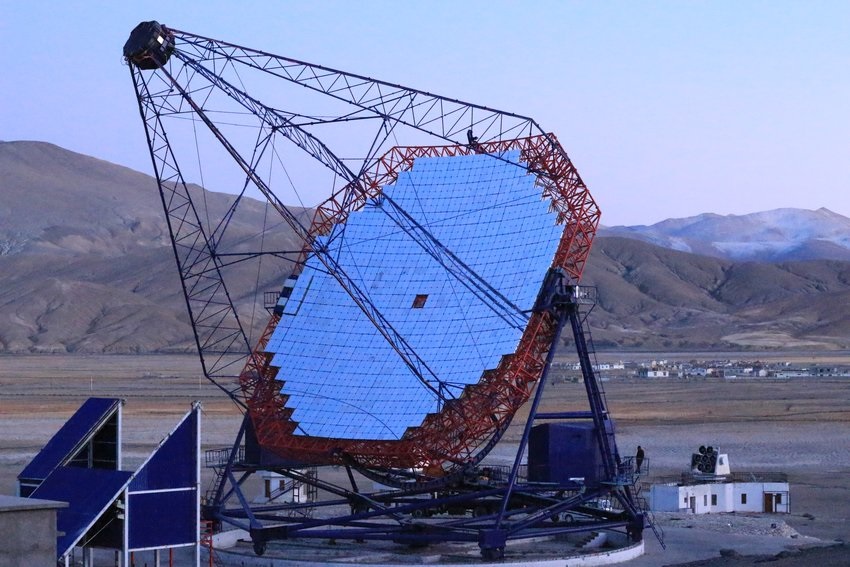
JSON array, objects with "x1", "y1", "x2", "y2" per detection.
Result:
[{"x1": 238, "y1": 134, "x2": 600, "y2": 474}]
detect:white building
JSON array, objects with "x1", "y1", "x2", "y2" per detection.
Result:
[
  {"x1": 638, "y1": 368, "x2": 669, "y2": 378},
  {"x1": 650, "y1": 449, "x2": 789, "y2": 514},
  {"x1": 651, "y1": 479, "x2": 789, "y2": 514},
  {"x1": 254, "y1": 470, "x2": 315, "y2": 505}
]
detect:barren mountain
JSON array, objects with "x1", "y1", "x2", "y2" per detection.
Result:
[
  {"x1": 0, "y1": 141, "x2": 306, "y2": 353},
  {"x1": 582, "y1": 237, "x2": 850, "y2": 350},
  {"x1": 2, "y1": 141, "x2": 849, "y2": 353},
  {"x1": 601, "y1": 208, "x2": 850, "y2": 262}
]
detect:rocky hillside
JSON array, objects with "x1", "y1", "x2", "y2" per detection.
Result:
[
  {"x1": 0, "y1": 141, "x2": 306, "y2": 353},
  {"x1": 582, "y1": 237, "x2": 850, "y2": 350}
]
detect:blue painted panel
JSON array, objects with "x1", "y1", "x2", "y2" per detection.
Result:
[
  {"x1": 128, "y1": 489, "x2": 197, "y2": 549},
  {"x1": 19, "y1": 398, "x2": 120, "y2": 482},
  {"x1": 130, "y1": 407, "x2": 198, "y2": 491},
  {"x1": 30, "y1": 466, "x2": 132, "y2": 556},
  {"x1": 126, "y1": 407, "x2": 198, "y2": 549},
  {"x1": 266, "y1": 152, "x2": 562, "y2": 440}
]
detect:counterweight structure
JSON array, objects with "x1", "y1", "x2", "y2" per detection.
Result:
[{"x1": 124, "y1": 21, "x2": 657, "y2": 558}]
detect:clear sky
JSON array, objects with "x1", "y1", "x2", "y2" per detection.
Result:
[{"x1": 2, "y1": 1, "x2": 848, "y2": 226}]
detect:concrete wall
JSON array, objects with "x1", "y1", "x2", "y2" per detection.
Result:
[
  {"x1": 0, "y1": 496, "x2": 66, "y2": 567},
  {"x1": 734, "y1": 482, "x2": 790, "y2": 513},
  {"x1": 712, "y1": 482, "x2": 734, "y2": 513},
  {"x1": 734, "y1": 483, "x2": 763, "y2": 512}
]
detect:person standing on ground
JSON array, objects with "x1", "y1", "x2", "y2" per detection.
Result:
[{"x1": 635, "y1": 445, "x2": 645, "y2": 472}]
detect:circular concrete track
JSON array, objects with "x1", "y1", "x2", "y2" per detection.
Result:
[{"x1": 205, "y1": 529, "x2": 644, "y2": 566}]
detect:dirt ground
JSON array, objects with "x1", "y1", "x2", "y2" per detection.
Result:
[{"x1": 1, "y1": 353, "x2": 848, "y2": 565}]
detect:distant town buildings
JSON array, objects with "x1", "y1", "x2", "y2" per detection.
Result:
[{"x1": 550, "y1": 357, "x2": 850, "y2": 382}]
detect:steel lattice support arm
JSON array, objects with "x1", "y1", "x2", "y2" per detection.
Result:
[
  {"x1": 170, "y1": 28, "x2": 541, "y2": 149},
  {"x1": 170, "y1": 48, "x2": 362, "y2": 195},
  {"x1": 128, "y1": 64, "x2": 252, "y2": 405}
]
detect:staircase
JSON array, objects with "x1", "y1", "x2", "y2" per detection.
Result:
[
  {"x1": 632, "y1": 463, "x2": 665, "y2": 549},
  {"x1": 576, "y1": 531, "x2": 607, "y2": 550}
]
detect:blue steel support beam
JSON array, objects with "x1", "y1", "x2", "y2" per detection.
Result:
[
  {"x1": 534, "y1": 411, "x2": 595, "y2": 419},
  {"x1": 492, "y1": 270, "x2": 572, "y2": 534}
]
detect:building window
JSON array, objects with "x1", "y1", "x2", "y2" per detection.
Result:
[
  {"x1": 683, "y1": 496, "x2": 688, "y2": 505},
  {"x1": 703, "y1": 495, "x2": 707, "y2": 507},
  {"x1": 775, "y1": 494, "x2": 782, "y2": 504},
  {"x1": 711, "y1": 494, "x2": 717, "y2": 506},
  {"x1": 412, "y1": 294, "x2": 428, "y2": 308},
  {"x1": 741, "y1": 493, "x2": 747, "y2": 505}
]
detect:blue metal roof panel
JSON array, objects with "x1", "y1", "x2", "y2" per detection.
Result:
[
  {"x1": 30, "y1": 466, "x2": 133, "y2": 557},
  {"x1": 18, "y1": 398, "x2": 121, "y2": 482},
  {"x1": 129, "y1": 404, "x2": 198, "y2": 492}
]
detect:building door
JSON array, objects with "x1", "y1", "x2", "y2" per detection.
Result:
[
  {"x1": 763, "y1": 493, "x2": 774, "y2": 513},
  {"x1": 689, "y1": 496, "x2": 696, "y2": 513}
]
